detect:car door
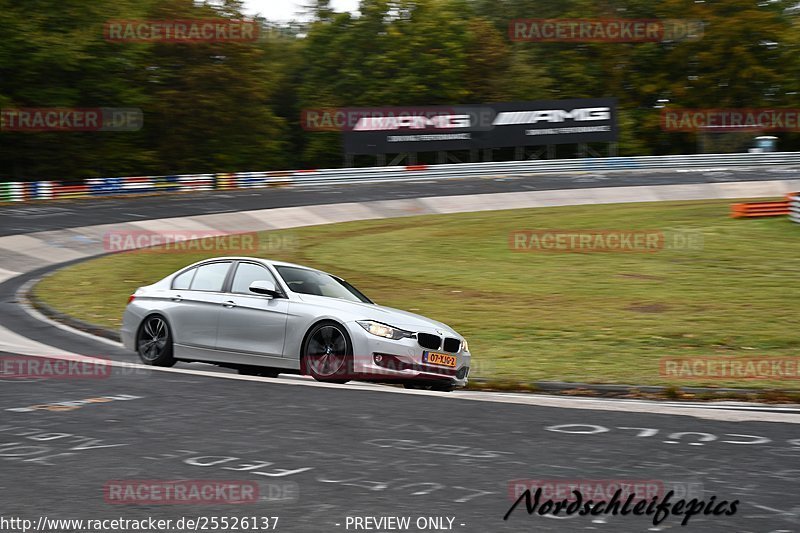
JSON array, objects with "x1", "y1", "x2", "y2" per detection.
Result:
[
  {"x1": 167, "y1": 261, "x2": 233, "y2": 356},
  {"x1": 215, "y1": 261, "x2": 290, "y2": 360}
]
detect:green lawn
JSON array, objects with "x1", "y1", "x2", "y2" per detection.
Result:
[{"x1": 34, "y1": 199, "x2": 800, "y2": 389}]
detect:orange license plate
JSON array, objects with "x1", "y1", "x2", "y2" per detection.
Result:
[{"x1": 423, "y1": 351, "x2": 457, "y2": 368}]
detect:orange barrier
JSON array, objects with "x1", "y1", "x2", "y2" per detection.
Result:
[{"x1": 730, "y1": 194, "x2": 795, "y2": 218}]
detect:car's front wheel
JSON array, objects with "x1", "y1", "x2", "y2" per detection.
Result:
[
  {"x1": 137, "y1": 315, "x2": 176, "y2": 367},
  {"x1": 302, "y1": 321, "x2": 352, "y2": 384}
]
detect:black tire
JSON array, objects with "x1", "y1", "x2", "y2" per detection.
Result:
[
  {"x1": 301, "y1": 321, "x2": 352, "y2": 384},
  {"x1": 137, "y1": 315, "x2": 176, "y2": 367},
  {"x1": 238, "y1": 366, "x2": 280, "y2": 378}
]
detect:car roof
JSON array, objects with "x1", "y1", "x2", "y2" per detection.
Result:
[{"x1": 190, "y1": 256, "x2": 332, "y2": 276}]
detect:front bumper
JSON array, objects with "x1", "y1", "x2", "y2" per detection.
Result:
[{"x1": 346, "y1": 323, "x2": 471, "y2": 388}]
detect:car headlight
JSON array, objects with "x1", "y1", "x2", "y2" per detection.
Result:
[
  {"x1": 357, "y1": 320, "x2": 413, "y2": 340},
  {"x1": 462, "y1": 338, "x2": 469, "y2": 353}
]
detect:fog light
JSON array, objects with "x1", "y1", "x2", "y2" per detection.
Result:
[{"x1": 374, "y1": 354, "x2": 383, "y2": 363}]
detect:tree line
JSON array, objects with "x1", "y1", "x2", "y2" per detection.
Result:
[{"x1": 1, "y1": 0, "x2": 799, "y2": 181}]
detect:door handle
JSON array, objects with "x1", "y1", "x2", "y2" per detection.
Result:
[
  {"x1": 223, "y1": 301, "x2": 237, "y2": 309},
  {"x1": 172, "y1": 294, "x2": 182, "y2": 302}
]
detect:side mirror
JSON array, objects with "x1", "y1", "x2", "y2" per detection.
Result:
[{"x1": 249, "y1": 280, "x2": 280, "y2": 298}]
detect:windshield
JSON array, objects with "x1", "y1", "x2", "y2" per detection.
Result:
[{"x1": 275, "y1": 266, "x2": 372, "y2": 304}]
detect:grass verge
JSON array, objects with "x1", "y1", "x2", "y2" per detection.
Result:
[{"x1": 34, "y1": 199, "x2": 800, "y2": 389}]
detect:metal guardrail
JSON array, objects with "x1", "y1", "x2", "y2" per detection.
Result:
[
  {"x1": 291, "y1": 151, "x2": 800, "y2": 186},
  {"x1": 2, "y1": 151, "x2": 800, "y2": 202}
]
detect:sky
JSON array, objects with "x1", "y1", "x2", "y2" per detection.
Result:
[{"x1": 242, "y1": 0, "x2": 360, "y2": 21}]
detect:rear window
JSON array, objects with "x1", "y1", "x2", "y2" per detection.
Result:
[
  {"x1": 172, "y1": 268, "x2": 196, "y2": 290},
  {"x1": 190, "y1": 262, "x2": 231, "y2": 292}
]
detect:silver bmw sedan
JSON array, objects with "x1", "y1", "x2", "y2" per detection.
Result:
[{"x1": 121, "y1": 257, "x2": 471, "y2": 391}]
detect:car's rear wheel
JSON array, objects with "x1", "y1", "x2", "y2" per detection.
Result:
[
  {"x1": 137, "y1": 315, "x2": 175, "y2": 367},
  {"x1": 302, "y1": 322, "x2": 352, "y2": 384}
]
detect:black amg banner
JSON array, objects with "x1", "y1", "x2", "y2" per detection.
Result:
[{"x1": 342, "y1": 98, "x2": 618, "y2": 155}]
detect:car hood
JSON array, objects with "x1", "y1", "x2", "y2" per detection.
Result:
[{"x1": 294, "y1": 294, "x2": 459, "y2": 336}]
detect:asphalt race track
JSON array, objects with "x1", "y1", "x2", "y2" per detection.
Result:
[
  {"x1": 2, "y1": 164, "x2": 799, "y2": 236},
  {"x1": 1, "y1": 168, "x2": 800, "y2": 532},
  {"x1": 2, "y1": 354, "x2": 800, "y2": 532}
]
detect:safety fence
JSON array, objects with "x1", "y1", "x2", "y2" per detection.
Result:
[
  {"x1": 2, "y1": 151, "x2": 800, "y2": 203},
  {"x1": 0, "y1": 172, "x2": 289, "y2": 202}
]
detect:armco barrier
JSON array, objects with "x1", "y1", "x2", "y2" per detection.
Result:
[
  {"x1": 731, "y1": 197, "x2": 792, "y2": 218},
  {"x1": 2, "y1": 151, "x2": 800, "y2": 203}
]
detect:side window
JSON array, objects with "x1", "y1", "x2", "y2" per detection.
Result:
[
  {"x1": 231, "y1": 263, "x2": 278, "y2": 295},
  {"x1": 190, "y1": 262, "x2": 232, "y2": 292},
  {"x1": 172, "y1": 268, "x2": 196, "y2": 290}
]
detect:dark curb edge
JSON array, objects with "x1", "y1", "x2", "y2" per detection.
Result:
[{"x1": 23, "y1": 277, "x2": 121, "y2": 343}]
